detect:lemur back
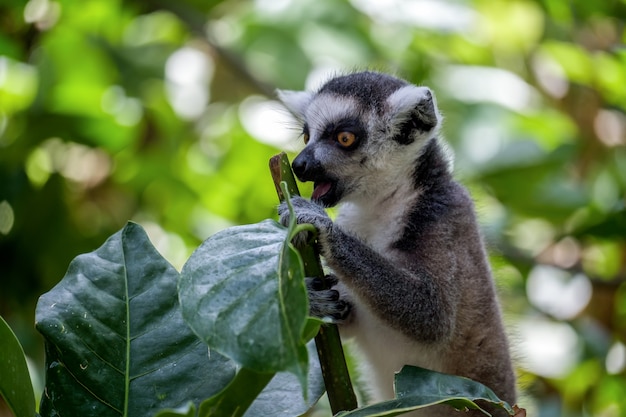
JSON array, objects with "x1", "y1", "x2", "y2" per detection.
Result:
[{"x1": 277, "y1": 71, "x2": 516, "y2": 416}]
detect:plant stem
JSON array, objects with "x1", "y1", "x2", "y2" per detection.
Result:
[{"x1": 269, "y1": 152, "x2": 358, "y2": 414}]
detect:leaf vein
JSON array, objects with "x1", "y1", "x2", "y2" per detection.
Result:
[{"x1": 56, "y1": 360, "x2": 124, "y2": 415}]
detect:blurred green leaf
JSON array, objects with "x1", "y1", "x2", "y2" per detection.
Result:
[
  {"x1": 541, "y1": 41, "x2": 594, "y2": 84},
  {"x1": 478, "y1": 143, "x2": 587, "y2": 220},
  {"x1": 0, "y1": 316, "x2": 36, "y2": 417},
  {"x1": 0, "y1": 57, "x2": 38, "y2": 114}
]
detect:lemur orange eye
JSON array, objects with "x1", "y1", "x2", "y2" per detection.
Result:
[
  {"x1": 336, "y1": 131, "x2": 356, "y2": 147},
  {"x1": 303, "y1": 132, "x2": 310, "y2": 144}
]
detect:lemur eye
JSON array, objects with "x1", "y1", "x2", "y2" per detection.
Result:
[
  {"x1": 336, "y1": 131, "x2": 356, "y2": 148},
  {"x1": 302, "y1": 124, "x2": 310, "y2": 144}
]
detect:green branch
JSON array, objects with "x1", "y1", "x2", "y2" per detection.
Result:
[{"x1": 269, "y1": 152, "x2": 358, "y2": 414}]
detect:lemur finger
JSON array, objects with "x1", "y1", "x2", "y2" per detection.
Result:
[
  {"x1": 306, "y1": 275, "x2": 339, "y2": 291},
  {"x1": 278, "y1": 200, "x2": 314, "y2": 248},
  {"x1": 305, "y1": 277, "x2": 339, "y2": 301},
  {"x1": 307, "y1": 285, "x2": 352, "y2": 323},
  {"x1": 324, "y1": 274, "x2": 339, "y2": 287},
  {"x1": 306, "y1": 276, "x2": 326, "y2": 291},
  {"x1": 308, "y1": 288, "x2": 340, "y2": 317},
  {"x1": 309, "y1": 298, "x2": 352, "y2": 322},
  {"x1": 332, "y1": 299, "x2": 352, "y2": 322}
]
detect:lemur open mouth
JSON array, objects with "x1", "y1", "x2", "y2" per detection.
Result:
[
  {"x1": 312, "y1": 182, "x2": 332, "y2": 201},
  {"x1": 311, "y1": 181, "x2": 341, "y2": 207}
]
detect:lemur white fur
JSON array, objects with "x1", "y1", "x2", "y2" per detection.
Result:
[{"x1": 277, "y1": 71, "x2": 515, "y2": 417}]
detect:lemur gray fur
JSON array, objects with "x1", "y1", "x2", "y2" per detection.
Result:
[{"x1": 277, "y1": 71, "x2": 516, "y2": 416}]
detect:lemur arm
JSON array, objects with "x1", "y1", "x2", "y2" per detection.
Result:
[{"x1": 279, "y1": 196, "x2": 458, "y2": 344}]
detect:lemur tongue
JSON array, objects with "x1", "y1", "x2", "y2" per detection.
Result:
[{"x1": 312, "y1": 182, "x2": 332, "y2": 200}]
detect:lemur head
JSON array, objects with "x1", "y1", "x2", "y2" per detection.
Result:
[{"x1": 278, "y1": 71, "x2": 442, "y2": 207}]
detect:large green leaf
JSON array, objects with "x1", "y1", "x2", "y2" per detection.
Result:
[
  {"x1": 199, "y1": 340, "x2": 325, "y2": 417},
  {"x1": 35, "y1": 222, "x2": 236, "y2": 417},
  {"x1": 155, "y1": 341, "x2": 325, "y2": 417},
  {"x1": 244, "y1": 340, "x2": 325, "y2": 417},
  {"x1": 336, "y1": 366, "x2": 514, "y2": 417},
  {"x1": 198, "y1": 367, "x2": 275, "y2": 417},
  {"x1": 0, "y1": 316, "x2": 36, "y2": 417},
  {"x1": 178, "y1": 219, "x2": 309, "y2": 385}
]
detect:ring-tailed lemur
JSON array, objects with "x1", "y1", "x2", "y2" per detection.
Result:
[{"x1": 277, "y1": 71, "x2": 516, "y2": 416}]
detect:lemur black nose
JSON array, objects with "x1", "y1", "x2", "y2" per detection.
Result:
[
  {"x1": 292, "y1": 154, "x2": 308, "y2": 180},
  {"x1": 292, "y1": 147, "x2": 321, "y2": 182}
]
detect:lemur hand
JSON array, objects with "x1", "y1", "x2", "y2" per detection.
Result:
[
  {"x1": 306, "y1": 275, "x2": 351, "y2": 322},
  {"x1": 278, "y1": 196, "x2": 333, "y2": 250}
]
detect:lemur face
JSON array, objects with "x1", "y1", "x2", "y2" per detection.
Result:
[{"x1": 278, "y1": 72, "x2": 442, "y2": 207}]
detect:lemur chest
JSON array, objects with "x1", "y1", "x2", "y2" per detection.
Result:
[{"x1": 335, "y1": 199, "x2": 412, "y2": 253}]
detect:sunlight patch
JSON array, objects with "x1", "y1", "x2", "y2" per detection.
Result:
[
  {"x1": 519, "y1": 318, "x2": 580, "y2": 378},
  {"x1": 526, "y1": 265, "x2": 591, "y2": 320},
  {"x1": 165, "y1": 47, "x2": 214, "y2": 120},
  {"x1": 438, "y1": 65, "x2": 539, "y2": 112},
  {"x1": 239, "y1": 96, "x2": 300, "y2": 150}
]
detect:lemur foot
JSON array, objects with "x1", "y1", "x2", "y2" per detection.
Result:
[{"x1": 306, "y1": 275, "x2": 351, "y2": 322}]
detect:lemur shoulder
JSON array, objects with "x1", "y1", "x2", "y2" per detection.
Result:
[{"x1": 277, "y1": 71, "x2": 516, "y2": 417}]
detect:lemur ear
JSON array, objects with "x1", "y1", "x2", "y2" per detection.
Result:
[
  {"x1": 386, "y1": 85, "x2": 442, "y2": 133},
  {"x1": 276, "y1": 90, "x2": 314, "y2": 121}
]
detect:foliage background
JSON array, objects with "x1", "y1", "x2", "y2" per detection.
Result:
[{"x1": 1, "y1": 0, "x2": 625, "y2": 415}]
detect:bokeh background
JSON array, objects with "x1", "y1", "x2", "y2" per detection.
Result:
[{"x1": 1, "y1": 0, "x2": 625, "y2": 415}]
